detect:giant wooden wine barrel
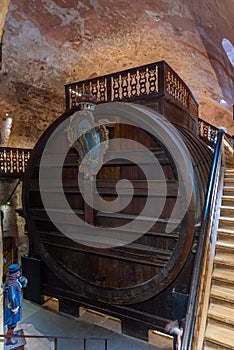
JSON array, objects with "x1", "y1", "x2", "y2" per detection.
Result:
[{"x1": 23, "y1": 102, "x2": 212, "y2": 335}]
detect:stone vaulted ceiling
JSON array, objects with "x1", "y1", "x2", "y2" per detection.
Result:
[{"x1": 0, "y1": 0, "x2": 234, "y2": 148}]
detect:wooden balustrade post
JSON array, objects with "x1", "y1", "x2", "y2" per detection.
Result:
[
  {"x1": 106, "y1": 74, "x2": 112, "y2": 102},
  {"x1": 64, "y1": 85, "x2": 71, "y2": 110},
  {"x1": 158, "y1": 61, "x2": 165, "y2": 96}
]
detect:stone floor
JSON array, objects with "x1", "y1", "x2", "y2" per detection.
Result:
[{"x1": 9, "y1": 298, "x2": 171, "y2": 350}]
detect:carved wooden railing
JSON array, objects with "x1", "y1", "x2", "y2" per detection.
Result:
[
  {"x1": 199, "y1": 118, "x2": 233, "y2": 167},
  {"x1": 0, "y1": 147, "x2": 31, "y2": 177},
  {"x1": 65, "y1": 60, "x2": 199, "y2": 119},
  {"x1": 199, "y1": 118, "x2": 218, "y2": 148},
  {"x1": 199, "y1": 118, "x2": 233, "y2": 149},
  {"x1": 181, "y1": 131, "x2": 233, "y2": 349}
]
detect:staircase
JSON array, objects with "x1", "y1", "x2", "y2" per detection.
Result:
[{"x1": 203, "y1": 168, "x2": 234, "y2": 349}]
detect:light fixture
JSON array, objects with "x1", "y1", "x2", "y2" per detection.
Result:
[{"x1": 217, "y1": 98, "x2": 230, "y2": 107}]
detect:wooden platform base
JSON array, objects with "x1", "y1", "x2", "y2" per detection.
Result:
[{"x1": 4, "y1": 329, "x2": 26, "y2": 350}]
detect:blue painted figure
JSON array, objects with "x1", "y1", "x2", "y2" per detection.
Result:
[
  {"x1": 66, "y1": 92, "x2": 109, "y2": 180},
  {"x1": 3, "y1": 264, "x2": 28, "y2": 346}
]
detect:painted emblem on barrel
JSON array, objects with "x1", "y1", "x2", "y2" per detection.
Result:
[{"x1": 67, "y1": 92, "x2": 109, "y2": 179}]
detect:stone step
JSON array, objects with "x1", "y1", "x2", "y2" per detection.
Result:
[
  {"x1": 214, "y1": 251, "x2": 234, "y2": 267},
  {"x1": 212, "y1": 266, "x2": 234, "y2": 284},
  {"x1": 216, "y1": 239, "x2": 234, "y2": 253},
  {"x1": 223, "y1": 187, "x2": 234, "y2": 196},
  {"x1": 224, "y1": 180, "x2": 234, "y2": 188},
  {"x1": 208, "y1": 303, "x2": 234, "y2": 326},
  {"x1": 224, "y1": 173, "x2": 234, "y2": 179},
  {"x1": 225, "y1": 168, "x2": 234, "y2": 173},
  {"x1": 217, "y1": 228, "x2": 234, "y2": 241},
  {"x1": 225, "y1": 156, "x2": 233, "y2": 166},
  {"x1": 222, "y1": 195, "x2": 234, "y2": 206},
  {"x1": 219, "y1": 216, "x2": 234, "y2": 229},
  {"x1": 205, "y1": 322, "x2": 234, "y2": 349},
  {"x1": 211, "y1": 284, "x2": 234, "y2": 304},
  {"x1": 225, "y1": 169, "x2": 234, "y2": 176},
  {"x1": 203, "y1": 343, "x2": 231, "y2": 350},
  {"x1": 220, "y1": 205, "x2": 234, "y2": 217}
]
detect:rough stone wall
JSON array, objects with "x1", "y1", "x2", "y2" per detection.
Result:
[
  {"x1": 0, "y1": 180, "x2": 28, "y2": 265},
  {"x1": 0, "y1": 180, "x2": 18, "y2": 237},
  {"x1": 0, "y1": 0, "x2": 10, "y2": 41},
  {"x1": 15, "y1": 183, "x2": 29, "y2": 262}
]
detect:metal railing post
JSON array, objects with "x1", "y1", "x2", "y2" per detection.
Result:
[
  {"x1": 83, "y1": 337, "x2": 86, "y2": 350},
  {"x1": 0, "y1": 334, "x2": 108, "y2": 350},
  {"x1": 54, "y1": 337, "x2": 58, "y2": 350}
]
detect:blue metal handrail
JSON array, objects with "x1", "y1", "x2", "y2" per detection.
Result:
[{"x1": 181, "y1": 130, "x2": 225, "y2": 349}]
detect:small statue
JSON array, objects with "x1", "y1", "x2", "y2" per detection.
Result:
[{"x1": 3, "y1": 263, "x2": 28, "y2": 346}]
